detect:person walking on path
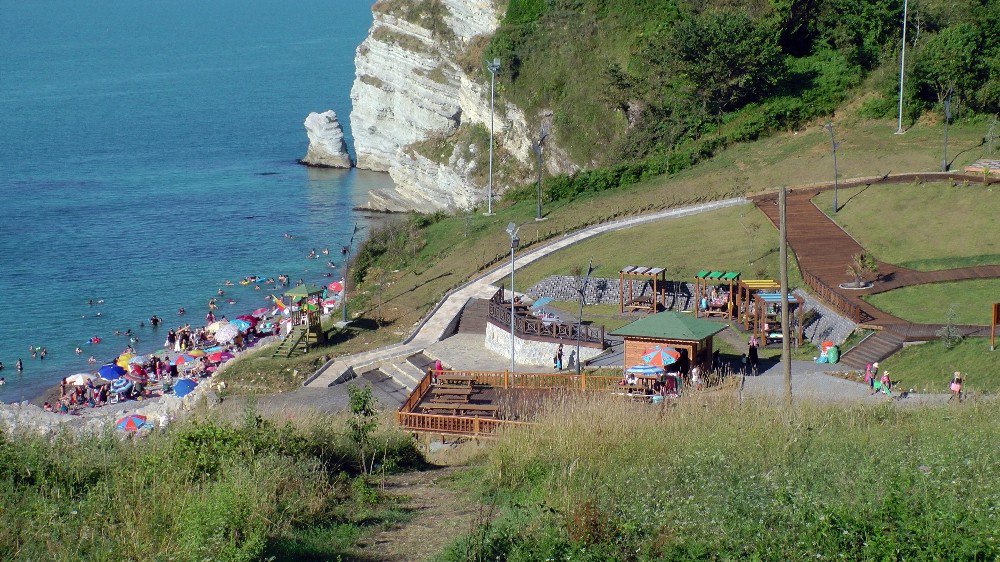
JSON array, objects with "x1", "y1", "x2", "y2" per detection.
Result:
[
  {"x1": 747, "y1": 336, "x2": 759, "y2": 375},
  {"x1": 879, "y1": 370, "x2": 892, "y2": 398},
  {"x1": 949, "y1": 371, "x2": 964, "y2": 402},
  {"x1": 864, "y1": 363, "x2": 878, "y2": 394},
  {"x1": 555, "y1": 344, "x2": 564, "y2": 371}
]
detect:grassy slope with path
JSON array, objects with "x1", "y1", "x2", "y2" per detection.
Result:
[
  {"x1": 864, "y1": 279, "x2": 1000, "y2": 326},
  {"x1": 814, "y1": 182, "x2": 1000, "y2": 271},
  {"x1": 882, "y1": 338, "x2": 1000, "y2": 394},
  {"x1": 516, "y1": 204, "x2": 803, "y2": 289}
]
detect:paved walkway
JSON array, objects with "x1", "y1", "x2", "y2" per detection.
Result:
[
  {"x1": 305, "y1": 198, "x2": 746, "y2": 387},
  {"x1": 753, "y1": 186, "x2": 998, "y2": 339}
]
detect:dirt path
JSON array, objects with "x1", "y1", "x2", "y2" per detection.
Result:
[{"x1": 356, "y1": 466, "x2": 484, "y2": 562}]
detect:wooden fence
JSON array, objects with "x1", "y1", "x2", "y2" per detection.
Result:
[
  {"x1": 488, "y1": 289, "x2": 605, "y2": 346},
  {"x1": 801, "y1": 270, "x2": 870, "y2": 324},
  {"x1": 395, "y1": 369, "x2": 624, "y2": 437}
]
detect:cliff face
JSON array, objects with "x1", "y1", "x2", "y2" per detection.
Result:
[{"x1": 350, "y1": 0, "x2": 536, "y2": 211}]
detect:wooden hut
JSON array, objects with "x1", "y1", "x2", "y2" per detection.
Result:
[
  {"x1": 610, "y1": 312, "x2": 726, "y2": 374},
  {"x1": 694, "y1": 270, "x2": 740, "y2": 320},
  {"x1": 618, "y1": 266, "x2": 666, "y2": 314}
]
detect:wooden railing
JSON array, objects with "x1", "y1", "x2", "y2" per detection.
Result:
[
  {"x1": 801, "y1": 270, "x2": 865, "y2": 324},
  {"x1": 488, "y1": 289, "x2": 605, "y2": 346},
  {"x1": 395, "y1": 369, "x2": 624, "y2": 436}
]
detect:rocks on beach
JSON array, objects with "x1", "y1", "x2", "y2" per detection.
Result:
[{"x1": 301, "y1": 110, "x2": 352, "y2": 168}]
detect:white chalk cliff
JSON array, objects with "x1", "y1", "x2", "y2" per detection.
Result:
[
  {"x1": 350, "y1": 0, "x2": 538, "y2": 211},
  {"x1": 301, "y1": 110, "x2": 352, "y2": 168}
]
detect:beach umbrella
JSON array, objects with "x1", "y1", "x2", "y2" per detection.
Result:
[
  {"x1": 215, "y1": 323, "x2": 240, "y2": 343},
  {"x1": 327, "y1": 281, "x2": 343, "y2": 293},
  {"x1": 99, "y1": 363, "x2": 127, "y2": 380},
  {"x1": 626, "y1": 364, "x2": 665, "y2": 377},
  {"x1": 125, "y1": 370, "x2": 148, "y2": 384},
  {"x1": 207, "y1": 351, "x2": 224, "y2": 362},
  {"x1": 642, "y1": 346, "x2": 680, "y2": 367},
  {"x1": 115, "y1": 353, "x2": 134, "y2": 369},
  {"x1": 111, "y1": 378, "x2": 133, "y2": 394},
  {"x1": 237, "y1": 314, "x2": 256, "y2": 322},
  {"x1": 173, "y1": 354, "x2": 194, "y2": 366},
  {"x1": 66, "y1": 373, "x2": 96, "y2": 386},
  {"x1": 173, "y1": 378, "x2": 197, "y2": 398},
  {"x1": 205, "y1": 321, "x2": 225, "y2": 334},
  {"x1": 115, "y1": 414, "x2": 147, "y2": 432},
  {"x1": 228, "y1": 319, "x2": 252, "y2": 333},
  {"x1": 251, "y1": 307, "x2": 269, "y2": 317},
  {"x1": 187, "y1": 349, "x2": 206, "y2": 357}
]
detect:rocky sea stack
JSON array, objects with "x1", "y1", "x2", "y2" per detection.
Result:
[{"x1": 300, "y1": 110, "x2": 352, "y2": 168}]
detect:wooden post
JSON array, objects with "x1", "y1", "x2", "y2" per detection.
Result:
[
  {"x1": 503, "y1": 369, "x2": 509, "y2": 389},
  {"x1": 582, "y1": 371, "x2": 587, "y2": 391},
  {"x1": 779, "y1": 186, "x2": 792, "y2": 404},
  {"x1": 619, "y1": 270, "x2": 624, "y2": 314},
  {"x1": 991, "y1": 302, "x2": 999, "y2": 351}
]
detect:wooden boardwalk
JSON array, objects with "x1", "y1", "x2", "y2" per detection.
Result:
[{"x1": 752, "y1": 188, "x2": 998, "y2": 344}]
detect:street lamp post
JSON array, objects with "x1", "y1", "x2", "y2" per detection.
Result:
[
  {"x1": 533, "y1": 126, "x2": 549, "y2": 222},
  {"x1": 576, "y1": 259, "x2": 594, "y2": 377},
  {"x1": 942, "y1": 93, "x2": 952, "y2": 172},
  {"x1": 486, "y1": 58, "x2": 501, "y2": 216},
  {"x1": 506, "y1": 222, "x2": 519, "y2": 373},
  {"x1": 896, "y1": 0, "x2": 909, "y2": 135},
  {"x1": 824, "y1": 122, "x2": 839, "y2": 213},
  {"x1": 342, "y1": 223, "x2": 359, "y2": 324}
]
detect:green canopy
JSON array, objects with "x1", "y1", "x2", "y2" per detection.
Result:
[
  {"x1": 284, "y1": 284, "x2": 323, "y2": 300},
  {"x1": 610, "y1": 311, "x2": 726, "y2": 342}
]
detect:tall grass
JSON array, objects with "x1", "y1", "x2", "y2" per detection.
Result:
[
  {"x1": 445, "y1": 394, "x2": 1000, "y2": 560},
  {"x1": 0, "y1": 408, "x2": 423, "y2": 560}
]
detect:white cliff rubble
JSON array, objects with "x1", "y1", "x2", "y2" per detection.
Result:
[
  {"x1": 301, "y1": 110, "x2": 353, "y2": 168},
  {"x1": 350, "y1": 0, "x2": 539, "y2": 211}
]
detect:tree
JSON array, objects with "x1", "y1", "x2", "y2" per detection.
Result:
[
  {"x1": 846, "y1": 253, "x2": 878, "y2": 288},
  {"x1": 348, "y1": 385, "x2": 379, "y2": 476},
  {"x1": 912, "y1": 23, "x2": 982, "y2": 107},
  {"x1": 667, "y1": 10, "x2": 784, "y2": 115}
]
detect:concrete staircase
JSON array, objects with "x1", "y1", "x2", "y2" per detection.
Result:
[
  {"x1": 840, "y1": 331, "x2": 905, "y2": 370},
  {"x1": 334, "y1": 352, "x2": 438, "y2": 409},
  {"x1": 358, "y1": 368, "x2": 411, "y2": 407}
]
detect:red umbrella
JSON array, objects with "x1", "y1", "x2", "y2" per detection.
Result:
[
  {"x1": 327, "y1": 281, "x2": 342, "y2": 293},
  {"x1": 125, "y1": 370, "x2": 148, "y2": 384},
  {"x1": 251, "y1": 307, "x2": 268, "y2": 317},
  {"x1": 115, "y1": 414, "x2": 148, "y2": 432}
]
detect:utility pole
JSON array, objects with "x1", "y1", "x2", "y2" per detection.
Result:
[
  {"x1": 896, "y1": 0, "x2": 909, "y2": 134},
  {"x1": 486, "y1": 58, "x2": 500, "y2": 216},
  {"x1": 506, "y1": 222, "x2": 519, "y2": 373},
  {"x1": 779, "y1": 187, "x2": 792, "y2": 404},
  {"x1": 576, "y1": 259, "x2": 594, "y2": 377},
  {"x1": 942, "y1": 92, "x2": 952, "y2": 172},
  {"x1": 824, "y1": 122, "x2": 839, "y2": 213}
]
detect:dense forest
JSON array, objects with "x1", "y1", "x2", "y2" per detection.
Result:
[{"x1": 485, "y1": 0, "x2": 998, "y2": 189}]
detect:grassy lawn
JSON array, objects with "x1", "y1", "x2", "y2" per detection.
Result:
[
  {"x1": 515, "y1": 204, "x2": 803, "y2": 290},
  {"x1": 814, "y1": 182, "x2": 1000, "y2": 270},
  {"x1": 863, "y1": 279, "x2": 1000, "y2": 326},
  {"x1": 882, "y1": 338, "x2": 1000, "y2": 394},
  {"x1": 444, "y1": 397, "x2": 1000, "y2": 560},
  {"x1": 545, "y1": 301, "x2": 638, "y2": 332}
]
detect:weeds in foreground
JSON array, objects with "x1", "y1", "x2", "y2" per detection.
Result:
[{"x1": 443, "y1": 394, "x2": 1000, "y2": 560}]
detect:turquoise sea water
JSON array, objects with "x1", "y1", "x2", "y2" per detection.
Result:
[{"x1": 0, "y1": 0, "x2": 390, "y2": 401}]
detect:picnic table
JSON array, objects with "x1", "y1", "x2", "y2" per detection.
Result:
[
  {"x1": 420, "y1": 403, "x2": 499, "y2": 418},
  {"x1": 437, "y1": 374, "x2": 476, "y2": 387}
]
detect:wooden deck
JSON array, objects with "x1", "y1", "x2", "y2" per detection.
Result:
[{"x1": 752, "y1": 186, "x2": 999, "y2": 349}]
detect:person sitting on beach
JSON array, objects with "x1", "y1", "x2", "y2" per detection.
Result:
[
  {"x1": 58, "y1": 400, "x2": 69, "y2": 414},
  {"x1": 43, "y1": 402, "x2": 52, "y2": 412}
]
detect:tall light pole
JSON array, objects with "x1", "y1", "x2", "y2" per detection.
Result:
[
  {"x1": 779, "y1": 186, "x2": 791, "y2": 405},
  {"x1": 942, "y1": 92, "x2": 952, "y2": 172},
  {"x1": 342, "y1": 223, "x2": 359, "y2": 324},
  {"x1": 824, "y1": 122, "x2": 839, "y2": 213},
  {"x1": 506, "y1": 222, "x2": 520, "y2": 373},
  {"x1": 532, "y1": 125, "x2": 549, "y2": 221},
  {"x1": 486, "y1": 58, "x2": 501, "y2": 216},
  {"x1": 576, "y1": 259, "x2": 594, "y2": 377},
  {"x1": 896, "y1": 0, "x2": 909, "y2": 135}
]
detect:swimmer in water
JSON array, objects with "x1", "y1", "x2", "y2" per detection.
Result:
[
  {"x1": 322, "y1": 247, "x2": 329, "y2": 256},
  {"x1": 178, "y1": 307, "x2": 186, "y2": 315},
  {"x1": 254, "y1": 285, "x2": 260, "y2": 290},
  {"x1": 227, "y1": 298, "x2": 236, "y2": 304},
  {"x1": 97, "y1": 299, "x2": 104, "y2": 304},
  {"x1": 307, "y1": 248, "x2": 317, "y2": 259},
  {"x1": 88, "y1": 355, "x2": 96, "y2": 364},
  {"x1": 224, "y1": 280, "x2": 234, "y2": 286},
  {"x1": 87, "y1": 299, "x2": 94, "y2": 306},
  {"x1": 327, "y1": 261, "x2": 336, "y2": 268},
  {"x1": 75, "y1": 347, "x2": 83, "y2": 355},
  {"x1": 96, "y1": 312, "x2": 102, "y2": 317}
]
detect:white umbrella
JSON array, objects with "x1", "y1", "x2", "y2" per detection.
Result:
[
  {"x1": 66, "y1": 373, "x2": 96, "y2": 386},
  {"x1": 215, "y1": 323, "x2": 240, "y2": 343}
]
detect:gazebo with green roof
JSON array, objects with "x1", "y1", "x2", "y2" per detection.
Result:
[
  {"x1": 284, "y1": 283, "x2": 323, "y2": 301},
  {"x1": 694, "y1": 270, "x2": 740, "y2": 320},
  {"x1": 610, "y1": 311, "x2": 727, "y2": 374}
]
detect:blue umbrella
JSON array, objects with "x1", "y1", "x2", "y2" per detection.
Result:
[
  {"x1": 531, "y1": 297, "x2": 553, "y2": 309},
  {"x1": 625, "y1": 364, "x2": 664, "y2": 376},
  {"x1": 99, "y1": 363, "x2": 127, "y2": 380},
  {"x1": 229, "y1": 319, "x2": 252, "y2": 332},
  {"x1": 173, "y1": 378, "x2": 197, "y2": 398},
  {"x1": 111, "y1": 378, "x2": 133, "y2": 394}
]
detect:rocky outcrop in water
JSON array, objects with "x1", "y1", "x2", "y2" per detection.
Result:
[
  {"x1": 349, "y1": 0, "x2": 539, "y2": 211},
  {"x1": 301, "y1": 110, "x2": 352, "y2": 168}
]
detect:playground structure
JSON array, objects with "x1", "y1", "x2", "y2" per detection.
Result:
[
  {"x1": 735, "y1": 279, "x2": 781, "y2": 331},
  {"x1": 271, "y1": 284, "x2": 327, "y2": 358},
  {"x1": 618, "y1": 266, "x2": 667, "y2": 314},
  {"x1": 694, "y1": 270, "x2": 740, "y2": 320},
  {"x1": 749, "y1": 291, "x2": 805, "y2": 347}
]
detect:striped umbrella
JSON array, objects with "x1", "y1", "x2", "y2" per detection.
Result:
[
  {"x1": 115, "y1": 414, "x2": 147, "y2": 432},
  {"x1": 111, "y1": 378, "x2": 133, "y2": 394}
]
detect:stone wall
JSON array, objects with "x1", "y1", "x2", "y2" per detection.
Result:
[
  {"x1": 526, "y1": 275, "x2": 697, "y2": 311},
  {"x1": 794, "y1": 289, "x2": 859, "y2": 346},
  {"x1": 484, "y1": 322, "x2": 604, "y2": 367}
]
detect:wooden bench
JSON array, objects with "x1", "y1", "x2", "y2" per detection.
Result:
[
  {"x1": 457, "y1": 404, "x2": 499, "y2": 418},
  {"x1": 431, "y1": 387, "x2": 474, "y2": 397},
  {"x1": 420, "y1": 403, "x2": 461, "y2": 415},
  {"x1": 438, "y1": 375, "x2": 476, "y2": 386},
  {"x1": 429, "y1": 394, "x2": 470, "y2": 404}
]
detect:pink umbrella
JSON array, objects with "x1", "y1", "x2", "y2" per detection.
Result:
[
  {"x1": 251, "y1": 307, "x2": 268, "y2": 317},
  {"x1": 327, "y1": 281, "x2": 342, "y2": 293}
]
